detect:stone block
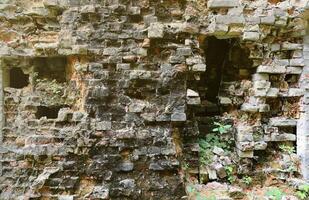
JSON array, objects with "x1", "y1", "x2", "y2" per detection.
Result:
[
  {"x1": 72, "y1": 112, "x2": 85, "y2": 122},
  {"x1": 266, "y1": 88, "x2": 279, "y2": 97},
  {"x1": 269, "y1": 117, "x2": 297, "y2": 127},
  {"x1": 286, "y1": 67, "x2": 302, "y2": 74},
  {"x1": 88, "y1": 63, "x2": 103, "y2": 72},
  {"x1": 252, "y1": 73, "x2": 269, "y2": 81},
  {"x1": 207, "y1": 22, "x2": 229, "y2": 36},
  {"x1": 282, "y1": 42, "x2": 303, "y2": 50},
  {"x1": 103, "y1": 48, "x2": 119, "y2": 56},
  {"x1": 290, "y1": 59, "x2": 304, "y2": 66},
  {"x1": 253, "y1": 80, "x2": 270, "y2": 89},
  {"x1": 176, "y1": 48, "x2": 192, "y2": 56},
  {"x1": 128, "y1": 100, "x2": 146, "y2": 113},
  {"x1": 80, "y1": 5, "x2": 96, "y2": 13},
  {"x1": 286, "y1": 88, "x2": 305, "y2": 97},
  {"x1": 259, "y1": 104, "x2": 270, "y2": 112},
  {"x1": 96, "y1": 121, "x2": 112, "y2": 131},
  {"x1": 243, "y1": 32, "x2": 260, "y2": 41},
  {"x1": 241, "y1": 103, "x2": 259, "y2": 112},
  {"x1": 236, "y1": 149, "x2": 254, "y2": 158},
  {"x1": 253, "y1": 88, "x2": 268, "y2": 97},
  {"x1": 169, "y1": 55, "x2": 185, "y2": 63},
  {"x1": 236, "y1": 125, "x2": 253, "y2": 142},
  {"x1": 219, "y1": 97, "x2": 232, "y2": 105},
  {"x1": 118, "y1": 162, "x2": 134, "y2": 172},
  {"x1": 91, "y1": 186, "x2": 109, "y2": 199},
  {"x1": 187, "y1": 97, "x2": 201, "y2": 105},
  {"x1": 256, "y1": 65, "x2": 286, "y2": 74},
  {"x1": 236, "y1": 141, "x2": 254, "y2": 151},
  {"x1": 208, "y1": 0, "x2": 239, "y2": 8},
  {"x1": 43, "y1": 0, "x2": 58, "y2": 8},
  {"x1": 116, "y1": 63, "x2": 131, "y2": 70},
  {"x1": 260, "y1": 16, "x2": 275, "y2": 25},
  {"x1": 72, "y1": 45, "x2": 88, "y2": 55},
  {"x1": 254, "y1": 141, "x2": 267, "y2": 150},
  {"x1": 57, "y1": 108, "x2": 72, "y2": 121},
  {"x1": 171, "y1": 113, "x2": 186, "y2": 122},
  {"x1": 143, "y1": 15, "x2": 158, "y2": 25},
  {"x1": 213, "y1": 163, "x2": 227, "y2": 178},
  {"x1": 271, "y1": 43, "x2": 281, "y2": 51},
  {"x1": 25, "y1": 135, "x2": 55, "y2": 146},
  {"x1": 148, "y1": 23, "x2": 164, "y2": 38},
  {"x1": 216, "y1": 15, "x2": 245, "y2": 24},
  {"x1": 59, "y1": 196, "x2": 74, "y2": 200},
  {"x1": 91, "y1": 86, "x2": 109, "y2": 98},
  {"x1": 213, "y1": 146, "x2": 225, "y2": 156},
  {"x1": 192, "y1": 64, "x2": 206, "y2": 72},
  {"x1": 128, "y1": 6, "x2": 141, "y2": 15},
  {"x1": 186, "y1": 56, "x2": 204, "y2": 65},
  {"x1": 274, "y1": 59, "x2": 289, "y2": 66},
  {"x1": 187, "y1": 89, "x2": 199, "y2": 97},
  {"x1": 207, "y1": 167, "x2": 218, "y2": 180},
  {"x1": 264, "y1": 133, "x2": 296, "y2": 142}
]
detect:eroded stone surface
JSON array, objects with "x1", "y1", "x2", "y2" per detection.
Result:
[{"x1": 0, "y1": 0, "x2": 309, "y2": 199}]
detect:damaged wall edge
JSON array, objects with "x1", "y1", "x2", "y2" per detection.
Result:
[
  {"x1": 298, "y1": 35, "x2": 309, "y2": 180},
  {"x1": 0, "y1": 61, "x2": 4, "y2": 176}
]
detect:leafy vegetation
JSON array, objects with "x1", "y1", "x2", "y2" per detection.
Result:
[
  {"x1": 199, "y1": 121, "x2": 233, "y2": 166},
  {"x1": 187, "y1": 185, "x2": 216, "y2": 200},
  {"x1": 199, "y1": 133, "x2": 232, "y2": 166},
  {"x1": 212, "y1": 122, "x2": 232, "y2": 134},
  {"x1": 241, "y1": 176, "x2": 252, "y2": 186},
  {"x1": 296, "y1": 184, "x2": 309, "y2": 200},
  {"x1": 279, "y1": 145, "x2": 295, "y2": 155},
  {"x1": 265, "y1": 187, "x2": 285, "y2": 200},
  {"x1": 225, "y1": 165, "x2": 236, "y2": 184}
]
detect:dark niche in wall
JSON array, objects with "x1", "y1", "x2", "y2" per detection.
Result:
[
  {"x1": 9, "y1": 67, "x2": 29, "y2": 89},
  {"x1": 33, "y1": 57, "x2": 68, "y2": 83},
  {"x1": 36, "y1": 106, "x2": 64, "y2": 119},
  {"x1": 203, "y1": 37, "x2": 231, "y2": 103}
]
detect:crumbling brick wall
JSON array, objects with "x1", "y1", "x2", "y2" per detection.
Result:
[{"x1": 0, "y1": 0, "x2": 309, "y2": 199}]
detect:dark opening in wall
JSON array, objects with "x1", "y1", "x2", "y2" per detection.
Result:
[
  {"x1": 285, "y1": 74, "x2": 300, "y2": 87},
  {"x1": 9, "y1": 68, "x2": 29, "y2": 89},
  {"x1": 198, "y1": 37, "x2": 253, "y2": 112},
  {"x1": 203, "y1": 37, "x2": 231, "y2": 103},
  {"x1": 36, "y1": 106, "x2": 64, "y2": 119},
  {"x1": 33, "y1": 57, "x2": 67, "y2": 82}
]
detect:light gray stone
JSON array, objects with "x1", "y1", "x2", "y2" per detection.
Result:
[
  {"x1": 208, "y1": 0, "x2": 239, "y2": 8},
  {"x1": 269, "y1": 117, "x2": 297, "y2": 127},
  {"x1": 171, "y1": 113, "x2": 186, "y2": 122},
  {"x1": 192, "y1": 64, "x2": 206, "y2": 72},
  {"x1": 256, "y1": 65, "x2": 286, "y2": 74},
  {"x1": 96, "y1": 121, "x2": 112, "y2": 131},
  {"x1": 187, "y1": 89, "x2": 199, "y2": 97},
  {"x1": 148, "y1": 23, "x2": 164, "y2": 38},
  {"x1": 243, "y1": 32, "x2": 260, "y2": 41}
]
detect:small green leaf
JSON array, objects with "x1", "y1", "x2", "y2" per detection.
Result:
[
  {"x1": 212, "y1": 128, "x2": 219, "y2": 132},
  {"x1": 296, "y1": 191, "x2": 307, "y2": 200}
]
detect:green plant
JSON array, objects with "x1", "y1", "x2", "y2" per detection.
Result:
[
  {"x1": 212, "y1": 122, "x2": 232, "y2": 134},
  {"x1": 199, "y1": 133, "x2": 232, "y2": 166},
  {"x1": 182, "y1": 162, "x2": 189, "y2": 170},
  {"x1": 196, "y1": 194, "x2": 216, "y2": 200},
  {"x1": 225, "y1": 165, "x2": 236, "y2": 184},
  {"x1": 187, "y1": 185, "x2": 216, "y2": 200},
  {"x1": 279, "y1": 145, "x2": 295, "y2": 155},
  {"x1": 296, "y1": 184, "x2": 309, "y2": 199},
  {"x1": 265, "y1": 187, "x2": 285, "y2": 200},
  {"x1": 186, "y1": 185, "x2": 196, "y2": 194},
  {"x1": 241, "y1": 176, "x2": 252, "y2": 185}
]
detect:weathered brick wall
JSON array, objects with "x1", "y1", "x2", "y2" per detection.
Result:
[{"x1": 0, "y1": 0, "x2": 309, "y2": 199}]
